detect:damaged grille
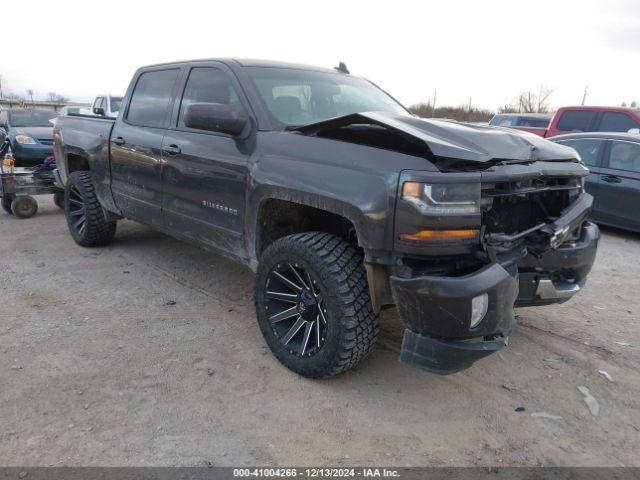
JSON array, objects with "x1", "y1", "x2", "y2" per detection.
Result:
[{"x1": 482, "y1": 176, "x2": 582, "y2": 236}]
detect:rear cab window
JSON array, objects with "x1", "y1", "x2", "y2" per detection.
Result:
[{"x1": 126, "y1": 69, "x2": 180, "y2": 127}]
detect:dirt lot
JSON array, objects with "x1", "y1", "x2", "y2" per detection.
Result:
[{"x1": 1, "y1": 197, "x2": 639, "y2": 467}]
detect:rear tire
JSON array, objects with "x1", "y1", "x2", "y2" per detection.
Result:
[
  {"x1": 65, "y1": 171, "x2": 116, "y2": 247},
  {"x1": 255, "y1": 232, "x2": 379, "y2": 378},
  {"x1": 11, "y1": 196, "x2": 38, "y2": 218},
  {"x1": 2, "y1": 194, "x2": 14, "y2": 214},
  {"x1": 53, "y1": 190, "x2": 64, "y2": 209}
]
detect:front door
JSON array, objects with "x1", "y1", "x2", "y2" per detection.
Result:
[
  {"x1": 595, "y1": 139, "x2": 640, "y2": 231},
  {"x1": 160, "y1": 65, "x2": 251, "y2": 255},
  {"x1": 110, "y1": 68, "x2": 180, "y2": 227}
]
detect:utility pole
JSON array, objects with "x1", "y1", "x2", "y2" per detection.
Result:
[
  {"x1": 432, "y1": 89, "x2": 437, "y2": 118},
  {"x1": 581, "y1": 86, "x2": 588, "y2": 106}
]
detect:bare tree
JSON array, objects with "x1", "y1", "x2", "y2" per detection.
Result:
[
  {"x1": 631, "y1": 101, "x2": 638, "y2": 108},
  {"x1": 0, "y1": 74, "x2": 4, "y2": 98},
  {"x1": 47, "y1": 92, "x2": 69, "y2": 103},
  {"x1": 27, "y1": 89, "x2": 34, "y2": 104},
  {"x1": 499, "y1": 87, "x2": 554, "y2": 114}
]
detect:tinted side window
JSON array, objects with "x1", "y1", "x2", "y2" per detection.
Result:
[
  {"x1": 177, "y1": 67, "x2": 246, "y2": 129},
  {"x1": 609, "y1": 141, "x2": 640, "y2": 173},
  {"x1": 518, "y1": 118, "x2": 549, "y2": 128},
  {"x1": 556, "y1": 139, "x2": 602, "y2": 166},
  {"x1": 557, "y1": 110, "x2": 596, "y2": 132},
  {"x1": 495, "y1": 116, "x2": 516, "y2": 126},
  {"x1": 127, "y1": 69, "x2": 179, "y2": 127},
  {"x1": 599, "y1": 112, "x2": 640, "y2": 132}
]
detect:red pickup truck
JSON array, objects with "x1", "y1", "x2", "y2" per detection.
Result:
[{"x1": 491, "y1": 106, "x2": 640, "y2": 138}]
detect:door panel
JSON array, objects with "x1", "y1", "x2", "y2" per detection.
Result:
[
  {"x1": 595, "y1": 140, "x2": 640, "y2": 231},
  {"x1": 110, "y1": 68, "x2": 180, "y2": 227},
  {"x1": 161, "y1": 131, "x2": 248, "y2": 253},
  {"x1": 160, "y1": 65, "x2": 251, "y2": 256},
  {"x1": 110, "y1": 123, "x2": 165, "y2": 226}
]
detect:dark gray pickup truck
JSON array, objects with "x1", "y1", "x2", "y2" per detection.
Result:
[{"x1": 53, "y1": 58, "x2": 599, "y2": 377}]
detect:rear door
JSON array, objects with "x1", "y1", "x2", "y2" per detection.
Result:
[
  {"x1": 110, "y1": 68, "x2": 180, "y2": 227},
  {"x1": 553, "y1": 138, "x2": 605, "y2": 211},
  {"x1": 595, "y1": 140, "x2": 640, "y2": 231},
  {"x1": 160, "y1": 62, "x2": 252, "y2": 255}
]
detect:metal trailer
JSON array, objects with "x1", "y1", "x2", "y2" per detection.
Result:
[{"x1": 0, "y1": 141, "x2": 63, "y2": 218}]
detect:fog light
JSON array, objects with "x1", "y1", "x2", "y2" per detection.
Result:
[{"x1": 470, "y1": 293, "x2": 489, "y2": 328}]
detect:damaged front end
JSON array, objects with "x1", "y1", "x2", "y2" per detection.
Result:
[
  {"x1": 389, "y1": 161, "x2": 599, "y2": 374},
  {"x1": 294, "y1": 111, "x2": 599, "y2": 374}
]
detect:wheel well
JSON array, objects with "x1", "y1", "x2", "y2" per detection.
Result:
[
  {"x1": 257, "y1": 199, "x2": 358, "y2": 256},
  {"x1": 66, "y1": 153, "x2": 89, "y2": 174}
]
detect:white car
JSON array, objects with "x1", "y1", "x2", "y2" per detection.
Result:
[{"x1": 91, "y1": 94, "x2": 123, "y2": 118}]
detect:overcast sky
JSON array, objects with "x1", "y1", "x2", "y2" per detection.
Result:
[{"x1": 2, "y1": 0, "x2": 639, "y2": 110}]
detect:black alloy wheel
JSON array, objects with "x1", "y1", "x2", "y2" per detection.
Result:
[{"x1": 265, "y1": 262, "x2": 327, "y2": 357}]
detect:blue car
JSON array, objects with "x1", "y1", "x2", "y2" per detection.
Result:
[{"x1": 0, "y1": 109, "x2": 59, "y2": 166}]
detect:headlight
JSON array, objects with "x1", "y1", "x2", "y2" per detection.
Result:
[
  {"x1": 15, "y1": 135, "x2": 37, "y2": 145},
  {"x1": 402, "y1": 181, "x2": 481, "y2": 215}
]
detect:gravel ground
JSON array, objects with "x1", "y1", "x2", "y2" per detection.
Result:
[{"x1": 1, "y1": 197, "x2": 639, "y2": 466}]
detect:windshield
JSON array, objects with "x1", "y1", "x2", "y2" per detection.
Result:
[
  {"x1": 110, "y1": 97, "x2": 123, "y2": 113},
  {"x1": 246, "y1": 67, "x2": 409, "y2": 127},
  {"x1": 9, "y1": 110, "x2": 58, "y2": 127}
]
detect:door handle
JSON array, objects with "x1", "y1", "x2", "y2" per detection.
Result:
[
  {"x1": 162, "y1": 144, "x2": 181, "y2": 155},
  {"x1": 602, "y1": 175, "x2": 622, "y2": 184},
  {"x1": 112, "y1": 136, "x2": 125, "y2": 146}
]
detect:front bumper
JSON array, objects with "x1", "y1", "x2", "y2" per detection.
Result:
[
  {"x1": 390, "y1": 220, "x2": 598, "y2": 375},
  {"x1": 516, "y1": 222, "x2": 599, "y2": 307},
  {"x1": 390, "y1": 262, "x2": 519, "y2": 374}
]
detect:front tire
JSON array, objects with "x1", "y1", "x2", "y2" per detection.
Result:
[
  {"x1": 255, "y1": 232, "x2": 379, "y2": 378},
  {"x1": 65, "y1": 171, "x2": 116, "y2": 247}
]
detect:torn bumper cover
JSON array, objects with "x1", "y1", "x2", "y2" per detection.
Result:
[
  {"x1": 390, "y1": 194, "x2": 599, "y2": 375},
  {"x1": 390, "y1": 263, "x2": 519, "y2": 374}
]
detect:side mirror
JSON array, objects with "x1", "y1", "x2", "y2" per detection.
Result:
[
  {"x1": 93, "y1": 107, "x2": 105, "y2": 116},
  {"x1": 183, "y1": 103, "x2": 247, "y2": 137},
  {"x1": 628, "y1": 128, "x2": 640, "y2": 134}
]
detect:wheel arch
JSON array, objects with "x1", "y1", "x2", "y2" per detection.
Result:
[{"x1": 252, "y1": 191, "x2": 365, "y2": 262}]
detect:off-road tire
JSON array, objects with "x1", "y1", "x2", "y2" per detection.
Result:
[
  {"x1": 2, "y1": 194, "x2": 14, "y2": 214},
  {"x1": 11, "y1": 195, "x2": 38, "y2": 218},
  {"x1": 53, "y1": 190, "x2": 64, "y2": 209},
  {"x1": 65, "y1": 171, "x2": 116, "y2": 247},
  {"x1": 255, "y1": 232, "x2": 379, "y2": 378}
]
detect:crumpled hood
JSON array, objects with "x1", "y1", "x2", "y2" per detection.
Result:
[
  {"x1": 296, "y1": 111, "x2": 578, "y2": 164},
  {"x1": 11, "y1": 126, "x2": 54, "y2": 140}
]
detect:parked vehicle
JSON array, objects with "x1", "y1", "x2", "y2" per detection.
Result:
[
  {"x1": 498, "y1": 106, "x2": 640, "y2": 138},
  {"x1": 0, "y1": 109, "x2": 58, "y2": 166},
  {"x1": 552, "y1": 132, "x2": 640, "y2": 232},
  {"x1": 91, "y1": 95, "x2": 123, "y2": 118},
  {"x1": 53, "y1": 59, "x2": 599, "y2": 377},
  {"x1": 489, "y1": 113, "x2": 551, "y2": 136}
]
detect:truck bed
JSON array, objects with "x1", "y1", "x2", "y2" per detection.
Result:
[{"x1": 53, "y1": 114, "x2": 116, "y2": 187}]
